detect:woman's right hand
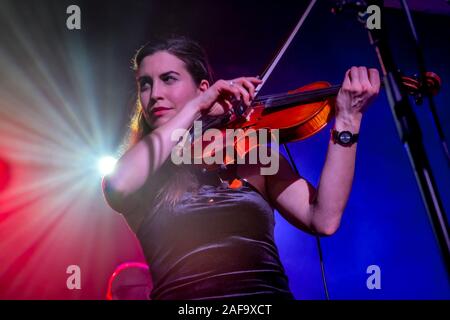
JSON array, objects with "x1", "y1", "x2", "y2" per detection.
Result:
[{"x1": 188, "y1": 76, "x2": 262, "y2": 117}]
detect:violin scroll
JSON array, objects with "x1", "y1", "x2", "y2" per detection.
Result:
[{"x1": 401, "y1": 72, "x2": 441, "y2": 105}]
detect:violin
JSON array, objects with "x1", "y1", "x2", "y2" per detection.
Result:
[
  {"x1": 180, "y1": 2, "x2": 442, "y2": 178},
  {"x1": 184, "y1": 71, "x2": 441, "y2": 171}
]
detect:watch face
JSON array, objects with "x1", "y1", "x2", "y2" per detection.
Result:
[{"x1": 339, "y1": 131, "x2": 352, "y2": 144}]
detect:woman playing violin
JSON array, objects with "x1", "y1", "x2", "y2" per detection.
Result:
[{"x1": 102, "y1": 35, "x2": 380, "y2": 300}]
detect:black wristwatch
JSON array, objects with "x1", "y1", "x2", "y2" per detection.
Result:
[{"x1": 331, "y1": 129, "x2": 359, "y2": 147}]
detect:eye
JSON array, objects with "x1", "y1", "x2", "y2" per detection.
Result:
[
  {"x1": 139, "y1": 77, "x2": 152, "y2": 91},
  {"x1": 162, "y1": 75, "x2": 177, "y2": 84}
]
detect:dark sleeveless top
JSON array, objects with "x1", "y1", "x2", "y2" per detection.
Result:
[{"x1": 135, "y1": 169, "x2": 294, "y2": 300}]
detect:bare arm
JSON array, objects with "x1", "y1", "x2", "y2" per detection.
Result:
[
  {"x1": 266, "y1": 67, "x2": 380, "y2": 236},
  {"x1": 103, "y1": 103, "x2": 201, "y2": 212},
  {"x1": 266, "y1": 116, "x2": 362, "y2": 236},
  {"x1": 309, "y1": 114, "x2": 361, "y2": 234},
  {"x1": 110, "y1": 104, "x2": 200, "y2": 194},
  {"x1": 103, "y1": 76, "x2": 262, "y2": 213}
]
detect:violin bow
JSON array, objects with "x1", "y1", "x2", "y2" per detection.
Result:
[
  {"x1": 234, "y1": 0, "x2": 317, "y2": 117},
  {"x1": 235, "y1": 0, "x2": 332, "y2": 300}
]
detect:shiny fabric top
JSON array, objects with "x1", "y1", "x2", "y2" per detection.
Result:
[{"x1": 135, "y1": 171, "x2": 294, "y2": 300}]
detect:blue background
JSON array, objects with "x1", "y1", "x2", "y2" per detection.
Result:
[{"x1": 0, "y1": 0, "x2": 448, "y2": 299}]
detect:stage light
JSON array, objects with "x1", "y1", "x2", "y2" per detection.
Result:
[{"x1": 98, "y1": 156, "x2": 117, "y2": 176}]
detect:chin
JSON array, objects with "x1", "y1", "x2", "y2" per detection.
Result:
[{"x1": 150, "y1": 116, "x2": 169, "y2": 128}]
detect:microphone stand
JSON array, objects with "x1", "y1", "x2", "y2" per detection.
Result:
[
  {"x1": 399, "y1": 0, "x2": 450, "y2": 167},
  {"x1": 338, "y1": 0, "x2": 450, "y2": 276}
]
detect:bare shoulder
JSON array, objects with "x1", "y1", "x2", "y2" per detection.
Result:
[
  {"x1": 235, "y1": 147, "x2": 286, "y2": 201},
  {"x1": 236, "y1": 162, "x2": 268, "y2": 200},
  {"x1": 235, "y1": 147, "x2": 301, "y2": 202}
]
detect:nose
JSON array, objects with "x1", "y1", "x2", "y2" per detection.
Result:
[{"x1": 150, "y1": 81, "x2": 164, "y2": 104}]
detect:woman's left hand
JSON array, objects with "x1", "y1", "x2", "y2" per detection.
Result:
[{"x1": 335, "y1": 66, "x2": 380, "y2": 122}]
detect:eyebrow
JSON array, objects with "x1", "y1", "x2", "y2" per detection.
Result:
[
  {"x1": 160, "y1": 71, "x2": 180, "y2": 77},
  {"x1": 137, "y1": 71, "x2": 181, "y2": 83}
]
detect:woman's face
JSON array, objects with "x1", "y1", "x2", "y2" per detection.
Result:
[{"x1": 137, "y1": 51, "x2": 204, "y2": 128}]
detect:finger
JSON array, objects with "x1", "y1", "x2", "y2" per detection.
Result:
[
  {"x1": 234, "y1": 83, "x2": 251, "y2": 106},
  {"x1": 358, "y1": 66, "x2": 371, "y2": 89},
  {"x1": 343, "y1": 69, "x2": 351, "y2": 89},
  {"x1": 211, "y1": 99, "x2": 232, "y2": 116},
  {"x1": 369, "y1": 68, "x2": 381, "y2": 92},
  {"x1": 349, "y1": 66, "x2": 360, "y2": 86},
  {"x1": 225, "y1": 80, "x2": 242, "y2": 101},
  {"x1": 240, "y1": 79, "x2": 256, "y2": 100},
  {"x1": 222, "y1": 99, "x2": 233, "y2": 112},
  {"x1": 247, "y1": 76, "x2": 263, "y2": 83}
]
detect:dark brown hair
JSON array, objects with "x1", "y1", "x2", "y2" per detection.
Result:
[{"x1": 121, "y1": 35, "x2": 214, "y2": 210}]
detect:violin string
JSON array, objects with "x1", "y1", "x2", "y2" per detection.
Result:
[
  {"x1": 203, "y1": 85, "x2": 338, "y2": 130},
  {"x1": 201, "y1": 84, "x2": 341, "y2": 131},
  {"x1": 254, "y1": 85, "x2": 341, "y2": 109},
  {"x1": 255, "y1": 85, "x2": 340, "y2": 104}
]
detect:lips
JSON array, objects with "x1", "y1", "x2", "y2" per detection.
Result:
[{"x1": 151, "y1": 106, "x2": 173, "y2": 115}]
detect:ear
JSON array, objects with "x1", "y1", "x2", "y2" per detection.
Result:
[{"x1": 198, "y1": 79, "x2": 209, "y2": 93}]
